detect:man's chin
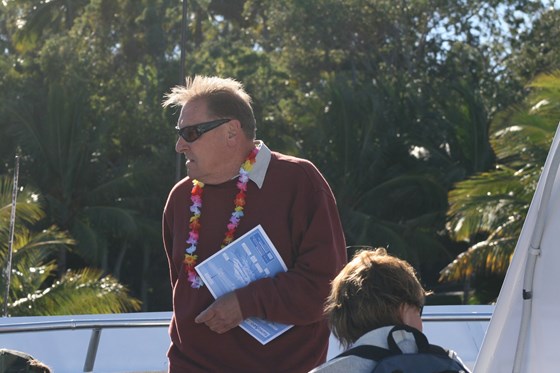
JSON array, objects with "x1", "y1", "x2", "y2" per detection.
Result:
[
  {"x1": 186, "y1": 165, "x2": 199, "y2": 180},
  {"x1": 185, "y1": 160, "x2": 194, "y2": 174}
]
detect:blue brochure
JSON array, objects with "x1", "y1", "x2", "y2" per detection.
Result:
[{"x1": 195, "y1": 225, "x2": 293, "y2": 344}]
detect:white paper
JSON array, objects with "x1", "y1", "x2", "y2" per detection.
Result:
[{"x1": 195, "y1": 225, "x2": 293, "y2": 344}]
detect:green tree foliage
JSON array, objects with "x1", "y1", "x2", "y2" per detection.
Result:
[
  {"x1": 508, "y1": 8, "x2": 560, "y2": 86},
  {"x1": 305, "y1": 76, "x2": 451, "y2": 268},
  {"x1": 1, "y1": 0, "x2": 179, "y2": 311},
  {"x1": 1, "y1": 0, "x2": 558, "y2": 310},
  {"x1": 237, "y1": 1, "x2": 557, "y2": 295},
  {"x1": 441, "y1": 71, "x2": 560, "y2": 302},
  {"x1": 7, "y1": 82, "x2": 139, "y2": 272},
  {"x1": 0, "y1": 176, "x2": 141, "y2": 316},
  {"x1": 237, "y1": 1, "x2": 520, "y2": 279}
]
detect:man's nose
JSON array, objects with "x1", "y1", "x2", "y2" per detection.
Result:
[{"x1": 175, "y1": 137, "x2": 189, "y2": 153}]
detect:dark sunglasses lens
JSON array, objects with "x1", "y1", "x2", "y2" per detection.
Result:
[{"x1": 179, "y1": 127, "x2": 200, "y2": 142}]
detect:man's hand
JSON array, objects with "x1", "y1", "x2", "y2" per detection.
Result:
[{"x1": 194, "y1": 291, "x2": 243, "y2": 334}]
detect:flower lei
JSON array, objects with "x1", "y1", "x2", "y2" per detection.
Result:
[{"x1": 184, "y1": 146, "x2": 259, "y2": 288}]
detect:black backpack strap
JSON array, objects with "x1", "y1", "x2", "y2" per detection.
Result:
[
  {"x1": 388, "y1": 327, "x2": 470, "y2": 372},
  {"x1": 427, "y1": 343, "x2": 452, "y2": 357},
  {"x1": 335, "y1": 326, "x2": 468, "y2": 373},
  {"x1": 387, "y1": 324, "x2": 432, "y2": 353},
  {"x1": 335, "y1": 344, "x2": 395, "y2": 361}
]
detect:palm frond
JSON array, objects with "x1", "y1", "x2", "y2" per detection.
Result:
[
  {"x1": 9, "y1": 268, "x2": 141, "y2": 316},
  {"x1": 0, "y1": 177, "x2": 44, "y2": 231},
  {"x1": 0, "y1": 188, "x2": 140, "y2": 317},
  {"x1": 444, "y1": 70, "x2": 560, "y2": 283},
  {"x1": 439, "y1": 236, "x2": 517, "y2": 282},
  {"x1": 447, "y1": 166, "x2": 532, "y2": 242}
]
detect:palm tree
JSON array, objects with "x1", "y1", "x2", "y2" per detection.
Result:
[
  {"x1": 303, "y1": 75, "x2": 457, "y2": 269},
  {"x1": 1, "y1": 175, "x2": 141, "y2": 316},
  {"x1": 7, "y1": 82, "x2": 139, "y2": 275},
  {"x1": 441, "y1": 71, "x2": 560, "y2": 300},
  {"x1": 3, "y1": 2, "x2": 174, "y2": 310}
]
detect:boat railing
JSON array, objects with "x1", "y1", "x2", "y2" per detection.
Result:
[
  {"x1": 0, "y1": 308, "x2": 493, "y2": 372},
  {"x1": 0, "y1": 314, "x2": 171, "y2": 372}
]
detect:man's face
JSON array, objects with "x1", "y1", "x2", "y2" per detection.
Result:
[{"x1": 175, "y1": 99, "x2": 230, "y2": 183}]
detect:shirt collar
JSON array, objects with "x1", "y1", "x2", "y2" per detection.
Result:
[{"x1": 249, "y1": 140, "x2": 270, "y2": 189}]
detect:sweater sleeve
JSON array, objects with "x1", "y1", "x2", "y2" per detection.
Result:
[{"x1": 235, "y1": 163, "x2": 347, "y2": 326}]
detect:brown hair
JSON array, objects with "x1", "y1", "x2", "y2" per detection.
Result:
[
  {"x1": 325, "y1": 248, "x2": 431, "y2": 348},
  {"x1": 163, "y1": 75, "x2": 257, "y2": 139},
  {"x1": 0, "y1": 349, "x2": 52, "y2": 373}
]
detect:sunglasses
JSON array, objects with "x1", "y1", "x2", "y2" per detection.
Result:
[{"x1": 175, "y1": 118, "x2": 232, "y2": 143}]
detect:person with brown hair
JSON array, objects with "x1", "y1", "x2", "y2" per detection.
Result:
[
  {"x1": 162, "y1": 75, "x2": 347, "y2": 372},
  {"x1": 310, "y1": 248, "x2": 470, "y2": 373},
  {"x1": 0, "y1": 349, "x2": 52, "y2": 373}
]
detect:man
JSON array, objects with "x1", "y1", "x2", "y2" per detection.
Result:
[
  {"x1": 162, "y1": 75, "x2": 347, "y2": 372},
  {"x1": 309, "y1": 248, "x2": 470, "y2": 373}
]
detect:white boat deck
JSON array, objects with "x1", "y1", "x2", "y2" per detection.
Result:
[{"x1": 0, "y1": 305, "x2": 493, "y2": 372}]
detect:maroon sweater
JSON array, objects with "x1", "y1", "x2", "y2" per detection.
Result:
[{"x1": 163, "y1": 150, "x2": 347, "y2": 373}]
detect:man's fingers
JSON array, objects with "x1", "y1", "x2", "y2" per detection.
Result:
[
  {"x1": 195, "y1": 292, "x2": 243, "y2": 334},
  {"x1": 194, "y1": 308, "x2": 213, "y2": 324}
]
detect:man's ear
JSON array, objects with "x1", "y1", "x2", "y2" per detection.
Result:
[{"x1": 227, "y1": 119, "x2": 242, "y2": 138}]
